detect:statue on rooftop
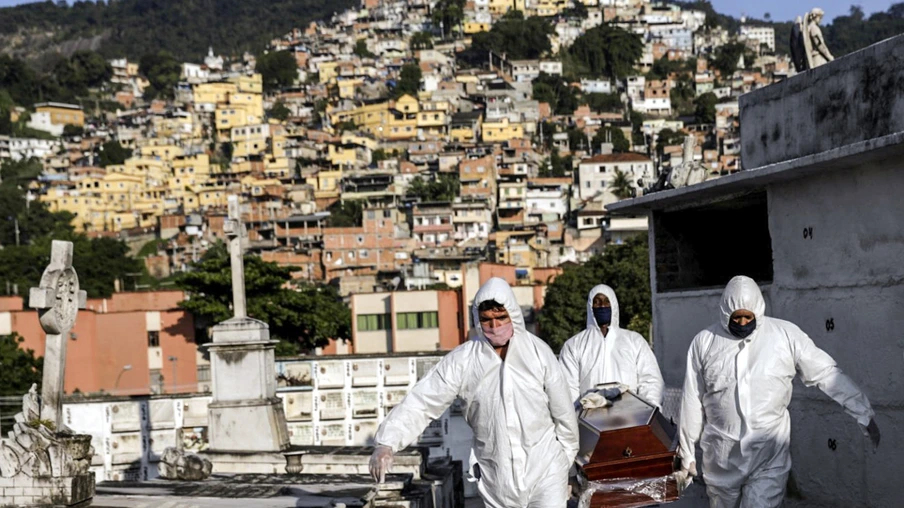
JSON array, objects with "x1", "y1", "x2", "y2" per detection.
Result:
[{"x1": 791, "y1": 8, "x2": 835, "y2": 72}]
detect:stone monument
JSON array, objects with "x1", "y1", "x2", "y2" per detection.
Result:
[
  {"x1": 791, "y1": 8, "x2": 834, "y2": 72},
  {"x1": 667, "y1": 135, "x2": 709, "y2": 188},
  {"x1": 205, "y1": 196, "x2": 289, "y2": 465},
  {"x1": 0, "y1": 240, "x2": 95, "y2": 507}
]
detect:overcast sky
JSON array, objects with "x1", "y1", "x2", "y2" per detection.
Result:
[{"x1": 0, "y1": 0, "x2": 899, "y2": 22}]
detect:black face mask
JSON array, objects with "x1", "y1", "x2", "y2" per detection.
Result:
[{"x1": 729, "y1": 318, "x2": 756, "y2": 338}]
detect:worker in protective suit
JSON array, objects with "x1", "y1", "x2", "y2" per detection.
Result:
[
  {"x1": 369, "y1": 277, "x2": 579, "y2": 507},
  {"x1": 679, "y1": 275, "x2": 881, "y2": 508},
  {"x1": 559, "y1": 284, "x2": 664, "y2": 408}
]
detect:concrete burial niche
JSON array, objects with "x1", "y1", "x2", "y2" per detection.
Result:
[{"x1": 608, "y1": 34, "x2": 904, "y2": 506}]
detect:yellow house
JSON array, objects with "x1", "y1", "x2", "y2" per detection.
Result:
[
  {"x1": 228, "y1": 92, "x2": 264, "y2": 121},
  {"x1": 231, "y1": 73, "x2": 263, "y2": 94},
  {"x1": 231, "y1": 124, "x2": 270, "y2": 158},
  {"x1": 526, "y1": 0, "x2": 567, "y2": 16},
  {"x1": 193, "y1": 82, "x2": 237, "y2": 106},
  {"x1": 327, "y1": 100, "x2": 390, "y2": 136},
  {"x1": 263, "y1": 157, "x2": 291, "y2": 179},
  {"x1": 311, "y1": 168, "x2": 342, "y2": 201},
  {"x1": 196, "y1": 185, "x2": 229, "y2": 209},
  {"x1": 34, "y1": 103, "x2": 84, "y2": 127},
  {"x1": 417, "y1": 101, "x2": 449, "y2": 138},
  {"x1": 139, "y1": 143, "x2": 184, "y2": 162},
  {"x1": 463, "y1": 23, "x2": 491, "y2": 34},
  {"x1": 489, "y1": 0, "x2": 526, "y2": 16},
  {"x1": 124, "y1": 157, "x2": 170, "y2": 183},
  {"x1": 318, "y1": 61, "x2": 340, "y2": 84},
  {"x1": 270, "y1": 130, "x2": 287, "y2": 158},
  {"x1": 172, "y1": 154, "x2": 212, "y2": 185},
  {"x1": 383, "y1": 94, "x2": 419, "y2": 141},
  {"x1": 337, "y1": 78, "x2": 364, "y2": 99},
  {"x1": 482, "y1": 117, "x2": 524, "y2": 143},
  {"x1": 328, "y1": 143, "x2": 360, "y2": 169}
]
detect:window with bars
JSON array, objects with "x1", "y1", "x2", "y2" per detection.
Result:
[
  {"x1": 397, "y1": 311, "x2": 439, "y2": 330},
  {"x1": 357, "y1": 313, "x2": 391, "y2": 331},
  {"x1": 148, "y1": 331, "x2": 160, "y2": 347}
]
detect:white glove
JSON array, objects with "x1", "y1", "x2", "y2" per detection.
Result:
[
  {"x1": 580, "y1": 392, "x2": 611, "y2": 409},
  {"x1": 369, "y1": 445, "x2": 394, "y2": 483}
]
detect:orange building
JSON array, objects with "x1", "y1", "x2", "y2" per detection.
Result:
[{"x1": 0, "y1": 291, "x2": 201, "y2": 396}]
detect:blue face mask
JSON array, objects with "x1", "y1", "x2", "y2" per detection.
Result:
[
  {"x1": 729, "y1": 318, "x2": 756, "y2": 338},
  {"x1": 593, "y1": 307, "x2": 612, "y2": 327}
]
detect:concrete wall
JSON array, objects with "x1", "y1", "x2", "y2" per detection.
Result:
[
  {"x1": 740, "y1": 34, "x2": 904, "y2": 169},
  {"x1": 60, "y1": 353, "x2": 475, "y2": 496},
  {"x1": 648, "y1": 152, "x2": 904, "y2": 506}
]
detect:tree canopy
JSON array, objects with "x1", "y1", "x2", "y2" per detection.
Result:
[
  {"x1": 0, "y1": 158, "x2": 142, "y2": 298},
  {"x1": 392, "y1": 62, "x2": 422, "y2": 98},
  {"x1": 139, "y1": 51, "x2": 182, "y2": 99},
  {"x1": 174, "y1": 243, "x2": 350, "y2": 353},
  {"x1": 0, "y1": 0, "x2": 357, "y2": 62},
  {"x1": 538, "y1": 235, "x2": 651, "y2": 352},
  {"x1": 407, "y1": 173, "x2": 459, "y2": 202},
  {"x1": 694, "y1": 92, "x2": 717, "y2": 124},
  {"x1": 0, "y1": 333, "x2": 43, "y2": 396},
  {"x1": 532, "y1": 73, "x2": 579, "y2": 115},
  {"x1": 592, "y1": 126, "x2": 630, "y2": 153},
  {"x1": 469, "y1": 11, "x2": 553, "y2": 61},
  {"x1": 256, "y1": 51, "x2": 298, "y2": 91},
  {"x1": 568, "y1": 24, "x2": 643, "y2": 79}
]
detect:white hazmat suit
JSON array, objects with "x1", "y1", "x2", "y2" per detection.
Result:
[
  {"x1": 559, "y1": 284, "x2": 664, "y2": 407},
  {"x1": 373, "y1": 277, "x2": 580, "y2": 507},
  {"x1": 679, "y1": 276, "x2": 875, "y2": 508}
]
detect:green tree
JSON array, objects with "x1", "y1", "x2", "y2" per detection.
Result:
[
  {"x1": 538, "y1": 235, "x2": 650, "y2": 352},
  {"x1": 592, "y1": 126, "x2": 630, "y2": 153},
  {"x1": 139, "y1": 51, "x2": 181, "y2": 99},
  {"x1": 410, "y1": 31, "x2": 434, "y2": 50},
  {"x1": 540, "y1": 148, "x2": 572, "y2": 177},
  {"x1": 469, "y1": 11, "x2": 553, "y2": 61},
  {"x1": 694, "y1": 92, "x2": 717, "y2": 124},
  {"x1": 610, "y1": 169, "x2": 635, "y2": 199},
  {"x1": 267, "y1": 100, "x2": 291, "y2": 121},
  {"x1": 0, "y1": 333, "x2": 43, "y2": 396},
  {"x1": 353, "y1": 40, "x2": 375, "y2": 58},
  {"x1": 175, "y1": 243, "x2": 350, "y2": 351},
  {"x1": 568, "y1": 24, "x2": 643, "y2": 78},
  {"x1": 710, "y1": 42, "x2": 751, "y2": 78},
  {"x1": 407, "y1": 173, "x2": 459, "y2": 201},
  {"x1": 393, "y1": 62, "x2": 422, "y2": 98},
  {"x1": 431, "y1": 0, "x2": 465, "y2": 39},
  {"x1": 532, "y1": 73, "x2": 579, "y2": 115},
  {"x1": 52, "y1": 50, "x2": 113, "y2": 99},
  {"x1": 585, "y1": 92, "x2": 622, "y2": 113},
  {"x1": 98, "y1": 141, "x2": 132, "y2": 167},
  {"x1": 256, "y1": 50, "x2": 298, "y2": 91},
  {"x1": 326, "y1": 200, "x2": 364, "y2": 227}
]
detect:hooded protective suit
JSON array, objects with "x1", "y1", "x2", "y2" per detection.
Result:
[
  {"x1": 679, "y1": 276, "x2": 875, "y2": 508},
  {"x1": 559, "y1": 285, "x2": 664, "y2": 407},
  {"x1": 373, "y1": 278, "x2": 579, "y2": 507}
]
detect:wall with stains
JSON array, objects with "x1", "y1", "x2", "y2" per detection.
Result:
[{"x1": 740, "y1": 34, "x2": 904, "y2": 170}]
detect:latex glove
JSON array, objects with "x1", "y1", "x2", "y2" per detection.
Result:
[
  {"x1": 680, "y1": 459, "x2": 697, "y2": 477},
  {"x1": 369, "y1": 445, "x2": 394, "y2": 483},
  {"x1": 599, "y1": 383, "x2": 631, "y2": 401},
  {"x1": 865, "y1": 419, "x2": 881, "y2": 452},
  {"x1": 580, "y1": 393, "x2": 611, "y2": 409}
]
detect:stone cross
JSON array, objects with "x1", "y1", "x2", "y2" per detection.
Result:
[
  {"x1": 223, "y1": 195, "x2": 247, "y2": 319},
  {"x1": 28, "y1": 240, "x2": 86, "y2": 429}
]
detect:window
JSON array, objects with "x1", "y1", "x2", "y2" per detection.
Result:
[
  {"x1": 147, "y1": 331, "x2": 160, "y2": 347},
  {"x1": 197, "y1": 365, "x2": 211, "y2": 382},
  {"x1": 357, "y1": 313, "x2": 390, "y2": 331},
  {"x1": 360, "y1": 249, "x2": 369, "y2": 258},
  {"x1": 383, "y1": 210, "x2": 391, "y2": 218},
  {"x1": 397, "y1": 311, "x2": 439, "y2": 330},
  {"x1": 367, "y1": 211, "x2": 375, "y2": 219},
  {"x1": 357, "y1": 235, "x2": 364, "y2": 244},
  {"x1": 585, "y1": 181, "x2": 591, "y2": 188}
]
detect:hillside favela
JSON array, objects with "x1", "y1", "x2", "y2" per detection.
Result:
[{"x1": 0, "y1": 0, "x2": 903, "y2": 506}]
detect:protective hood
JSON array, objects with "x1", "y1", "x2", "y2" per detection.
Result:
[
  {"x1": 585, "y1": 284, "x2": 620, "y2": 330},
  {"x1": 472, "y1": 277, "x2": 527, "y2": 342},
  {"x1": 719, "y1": 275, "x2": 766, "y2": 335}
]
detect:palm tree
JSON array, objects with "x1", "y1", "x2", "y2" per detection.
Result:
[{"x1": 610, "y1": 169, "x2": 635, "y2": 200}]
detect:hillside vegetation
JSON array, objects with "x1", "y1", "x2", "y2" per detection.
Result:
[{"x1": 0, "y1": 0, "x2": 357, "y2": 64}]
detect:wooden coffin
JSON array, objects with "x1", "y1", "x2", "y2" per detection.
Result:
[{"x1": 577, "y1": 387, "x2": 678, "y2": 482}]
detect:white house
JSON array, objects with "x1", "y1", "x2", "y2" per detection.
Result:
[{"x1": 577, "y1": 153, "x2": 654, "y2": 205}]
